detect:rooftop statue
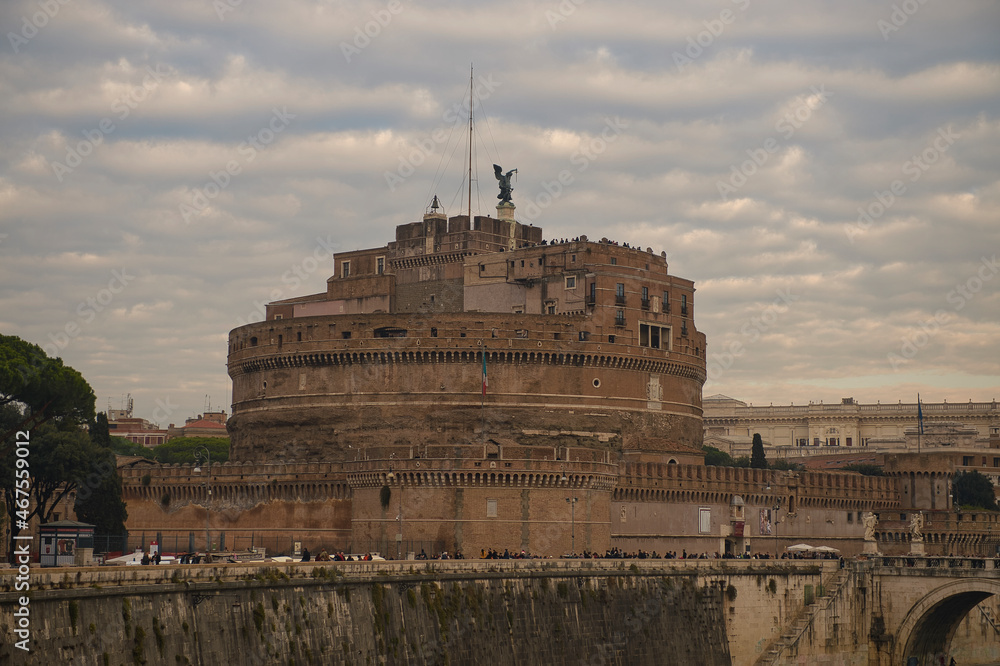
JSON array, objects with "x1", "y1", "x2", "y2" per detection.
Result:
[{"x1": 494, "y1": 164, "x2": 517, "y2": 204}]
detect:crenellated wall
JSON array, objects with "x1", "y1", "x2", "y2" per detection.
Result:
[{"x1": 124, "y1": 447, "x2": 994, "y2": 559}]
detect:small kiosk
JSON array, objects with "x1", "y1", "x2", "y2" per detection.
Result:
[{"x1": 39, "y1": 520, "x2": 95, "y2": 567}]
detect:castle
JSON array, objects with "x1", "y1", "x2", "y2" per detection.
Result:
[{"x1": 119, "y1": 201, "x2": 994, "y2": 560}]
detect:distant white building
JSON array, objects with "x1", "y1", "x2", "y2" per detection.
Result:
[{"x1": 703, "y1": 394, "x2": 1000, "y2": 459}]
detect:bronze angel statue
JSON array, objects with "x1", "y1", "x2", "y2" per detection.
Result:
[{"x1": 494, "y1": 164, "x2": 517, "y2": 204}]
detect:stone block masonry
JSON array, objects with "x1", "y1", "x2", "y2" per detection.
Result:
[{"x1": 0, "y1": 559, "x2": 843, "y2": 665}]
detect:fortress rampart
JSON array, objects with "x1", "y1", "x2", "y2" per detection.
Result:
[
  {"x1": 227, "y1": 312, "x2": 706, "y2": 461},
  {"x1": 121, "y1": 445, "x2": 1000, "y2": 559}
]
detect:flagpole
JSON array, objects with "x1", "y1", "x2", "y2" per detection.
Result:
[{"x1": 481, "y1": 345, "x2": 487, "y2": 443}]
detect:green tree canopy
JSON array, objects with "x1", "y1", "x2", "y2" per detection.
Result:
[
  {"x1": 0, "y1": 334, "x2": 95, "y2": 433},
  {"x1": 151, "y1": 437, "x2": 230, "y2": 465},
  {"x1": 109, "y1": 435, "x2": 154, "y2": 458},
  {"x1": 750, "y1": 433, "x2": 767, "y2": 469},
  {"x1": 952, "y1": 470, "x2": 998, "y2": 511},
  {"x1": 0, "y1": 338, "x2": 98, "y2": 562},
  {"x1": 703, "y1": 445, "x2": 736, "y2": 467}
]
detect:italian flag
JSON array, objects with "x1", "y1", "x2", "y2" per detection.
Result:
[{"x1": 482, "y1": 350, "x2": 488, "y2": 397}]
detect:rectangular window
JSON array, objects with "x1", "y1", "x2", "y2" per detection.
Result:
[
  {"x1": 588, "y1": 282, "x2": 596, "y2": 304},
  {"x1": 681, "y1": 294, "x2": 688, "y2": 315},
  {"x1": 341, "y1": 260, "x2": 351, "y2": 278},
  {"x1": 699, "y1": 507, "x2": 711, "y2": 534},
  {"x1": 963, "y1": 456, "x2": 974, "y2": 466},
  {"x1": 662, "y1": 291, "x2": 670, "y2": 312},
  {"x1": 615, "y1": 310, "x2": 625, "y2": 327},
  {"x1": 616, "y1": 283, "x2": 625, "y2": 304},
  {"x1": 846, "y1": 437, "x2": 852, "y2": 447},
  {"x1": 610, "y1": 257, "x2": 617, "y2": 265},
  {"x1": 571, "y1": 254, "x2": 576, "y2": 262},
  {"x1": 376, "y1": 256, "x2": 385, "y2": 275},
  {"x1": 565, "y1": 276, "x2": 576, "y2": 289},
  {"x1": 486, "y1": 499, "x2": 498, "y2": 518},
  {"x1": 639, "y1": 322, "x2": 671, "y2": 350},
  {"x1": 642, "y1": 286, "x2": 649, "y2": 300}
]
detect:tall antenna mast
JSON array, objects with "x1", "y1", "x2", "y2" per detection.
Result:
[{"x1": 468, "y1": 63, "x2": 473, "y2": 222}]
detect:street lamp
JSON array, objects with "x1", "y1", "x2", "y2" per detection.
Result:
[
  {"x1": 193, "y1": 447, "x2": 211, "y2": 555},
  {"x1": 772, "y1": 500, "x2": 781, "y2": 558},
  {"x1": 566, "y1": 497, "x2": 578, "y2": 556},
  {"x1": 386, "y1": 460, "x2": 402, "y2": 560}
]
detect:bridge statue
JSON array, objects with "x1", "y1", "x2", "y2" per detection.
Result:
[
  {"x1": 494, "y1": 164, "x2": 517, "y2": 204},
  {"x1": 863, "y1": 511, "x2": 878, "y2": 541},
  {"x1": 909, "y1": 511, "x2": 924, "y2": 541}
]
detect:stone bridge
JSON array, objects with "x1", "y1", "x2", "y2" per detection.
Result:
[
  {"x1": 760, "y1": 555, "x2": 1000, "y2": 666},
  {"x1": 867, "y1": 556, "x2": 1000, "y2": 665},
  {"x1": 1, "y1": 557, "x2": 998, "y2": 665}
]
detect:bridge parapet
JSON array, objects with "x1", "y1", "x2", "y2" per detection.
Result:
[{"x1": 872, "y1": 554, "x2": 1000, "y2": 573}]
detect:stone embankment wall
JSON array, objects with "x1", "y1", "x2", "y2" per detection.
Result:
[{"x1": 0, "y1": 560, "x2": 838, "y2": 665}]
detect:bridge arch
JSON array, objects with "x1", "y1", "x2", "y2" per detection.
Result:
[{"x1": 894, "y1": 578, "x2": 1000, "y2": 663}]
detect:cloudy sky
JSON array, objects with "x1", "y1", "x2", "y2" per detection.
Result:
[{"x1": 1, "y1": 0, "x2": 998, "y2": 425}]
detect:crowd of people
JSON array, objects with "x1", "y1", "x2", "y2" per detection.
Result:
[
  {"x1": 530, "y1": 236, "x2": 657, "y2": 253},
  {"x1": 300, "y1": 548, "x2": 380, "y2": 562},
  {"x1": 139, "y1": 550, "x2": 161, "y2": 565}
]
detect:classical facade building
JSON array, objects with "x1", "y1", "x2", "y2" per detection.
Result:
[
  {"x1": 227, "y1": 205, "x2": 707, "y2": 462},
  {"x1": 108, "y1": 407, "x2": 168, "y2": 448},
  {"x1": 704, "y1": 394, "x2": 1000, "y2": 458},
  {"x1": 166, "y1": 410, "x2": 229, "y2": 440}
]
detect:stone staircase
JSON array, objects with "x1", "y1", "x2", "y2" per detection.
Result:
[{"x1": 753, "y1": 567, "x2": 852, "y2": 666}]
